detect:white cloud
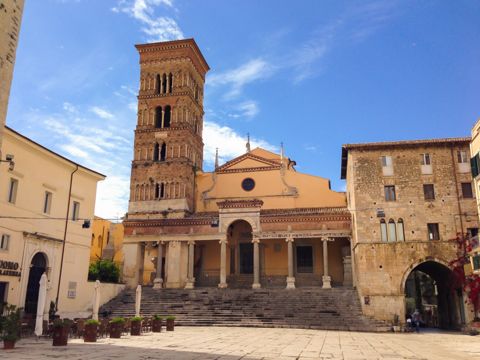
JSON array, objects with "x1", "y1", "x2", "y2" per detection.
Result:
[
  {"x1": 113, "y1": 0, "x2": 183, "y2": 42},
  {"x1": 63, "y1": 102, "x2": 77, "y2": 113},
  {"x1": 228, "y1": 101, "x2": 259, "y2": 119},
  {"x1": 203, "y1": 120, "x2": 277, "y2": 167},
  {"x1": 208, "y1": 58, "x2": 275, "y2": 99},
  {"x1": 90, "y1": 106, "x2": 114, "y2": 120}
]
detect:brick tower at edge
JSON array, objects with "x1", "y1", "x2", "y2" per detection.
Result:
[{"x1": 129, "y1": 39, "x2": 210, "y2": 219}]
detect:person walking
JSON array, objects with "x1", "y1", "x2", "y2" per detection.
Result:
[{"x1": 412, "y1": 309, "x2": 421, "y2": 333}]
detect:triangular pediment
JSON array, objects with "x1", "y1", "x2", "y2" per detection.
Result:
[{"x1": 217, "y1": 148, "x2": 281, "y2": 173}]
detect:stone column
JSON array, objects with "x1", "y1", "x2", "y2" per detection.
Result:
[
  {"x1": 286, "y1": 236, "x2": 295, "y2": 289},
  {"x1": 218, "y1": 237, "x2": 228, "y2": 288},
  {"x1": 322, "y1": 237, "x2": 332, "y2": 289},
  {"x1": 342, "y1": 255, "x2": 353, "y2": 287},
  {"x1": 153, "y1": 242, "x2": 164, "y2": 289},
  {"x1": 252, "y1": 237, "x2": 261, "y2": 289},
  {"x1": 185, "y1": 241, "x2": 195, "y2": 289}
]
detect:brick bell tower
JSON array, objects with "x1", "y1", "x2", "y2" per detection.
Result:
[{"x1": 129, "y1": 39, "x2": 209, "y2": 218}]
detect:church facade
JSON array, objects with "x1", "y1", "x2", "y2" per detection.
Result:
[
  {"x1": 123, "y1": 39, "x2": 352, "y2": 292},
  {"x1": 122, "y1": 38, "x2": 477, "y2": 328}
]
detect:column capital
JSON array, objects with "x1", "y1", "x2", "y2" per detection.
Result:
[
  {"x1": 285, "y1": 235, "x2": 295, "y2": 243},
  {"x1": 321, "y1": 237, "x2": 334, "y2": 242},
  {"x1": 188, "y1": 240, "x2": 195, "y2": 246},
  {"x1": 219, "y1": 238, "x2": 228, "y2": 245},
  {"x1": 157, "y1": 241, "x2": 164, "y2": 246},
  {"x1": 251, "y1": 238, "x2": 260, "y2": 244}
]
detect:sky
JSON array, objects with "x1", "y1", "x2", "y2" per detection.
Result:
[{"x1": 6, "y1": 0, "x2": 480, "y2": 220}]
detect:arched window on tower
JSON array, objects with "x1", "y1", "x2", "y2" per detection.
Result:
[
  {"x1": 164, "y1": 106, "x2": 171, "y2": 128},
  {"x1": 160, "y1": 143, "x2": 166, "y2": 161},
  {"x1": 155, "y1": 183, "x2": 160, "y2": 199},
  {"x1": 168, "y1": 73, "x2": 173, "y2": 93},
  {"x1": 160, "y1": 183, "x2": 165, "y2": 198},
  {"x1": 397, "y1": 218, "x2": 405, "y2": 241},
  {"x1": 162, "y1": 74, "x2": 167, "y2": 94},
  {"x1": 380, "y1": 219, "x2": 387, "y2": 242},
  {"x1": 388, "y1": 219, "x2": 396, "y2": 242},
  {"x1": 155, "y1": 106, "x2": 162, "y2": 128},
  {"x1": 156, "y1": 74, "x2": 161, "y2": 94},
  {"x1": 154, "y1": 143, "x2": 160, "y2": 161}
]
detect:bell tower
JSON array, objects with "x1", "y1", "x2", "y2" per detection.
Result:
[{"x1": 128, "y1": 39, "x2": 209, "y2": 218}]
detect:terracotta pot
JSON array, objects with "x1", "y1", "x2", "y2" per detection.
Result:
[
  {"x1": 152, "y1": 319, "x2": 162, "y2": 332},
  {"x1": 109, "y1": 323, "x2": 123, "y2": 338},
  {"x1": 83, "y1": 323, "x2": 98, "y2": 342},
  {"x1": 131, "y1": 321, "x2": 141, "y2": 336},
  {"x1": 166, "y1": 319, "x2": 175, "y2": 331},
  {"x1": 52, "y1": 326, "x2": 69, "y2": 346},
  {"x1": 3, "y1": 340, "x2": 15, "y2": 350}
]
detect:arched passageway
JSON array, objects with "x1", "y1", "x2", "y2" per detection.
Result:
[
  {"x1": 25, "y1": 252, "x2": 47, "y2": 314},
  {"x1": 404, "y1": 261, "x2": 464, "y2": 330}
]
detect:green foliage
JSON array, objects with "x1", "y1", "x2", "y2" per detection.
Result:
[
  {"x1": 49, "y1": 301, "x2": 56, "y2": 321},
  {"x1": 88, "y1": 259, "x2": 120, "y2": 283},
  {"x1": 0, "y1": 304, "x2": 21, "y2": 342},
  {"x1": 131, "y1": 316, "x2": 143, "y2": 322},
  {"x1": 166, "y1": 316, "x2": 176, "y2": 320},
  {"x1": 152, "y1": 314, "x2": 163, "y2": 320},
  {"x1": 109, "y1": 317, "x2": 125, "y2": 324},
  {"x1": 53, "y1": 318, "x2": 72, "y2": 328},
  {"x1": 85, "y1": 319, "x2": 100, "y2": 326}
]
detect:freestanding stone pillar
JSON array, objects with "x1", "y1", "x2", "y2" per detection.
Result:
[
  {"x1": 322, "y1": 237, "x2": 332, "y2": 289},
  {"x1": 185, "y1": 241, "x2": 195, "y2": 289},
  {"x1": 286, "y1": 236, "x2": 295, "y2": 289},
  {"x1": 218, "y1": 237, "x2": 228, "y2": 288},
  {"x1": 153, "y1": 242, "x2": 164, "y2": 289},
  {"x1": 252, "y1": 237, "x2": 261, "y2": 289}
]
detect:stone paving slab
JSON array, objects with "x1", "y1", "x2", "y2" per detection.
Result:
[{"x1": 0, "y1": 327, "x2": 479, "y2": 360}]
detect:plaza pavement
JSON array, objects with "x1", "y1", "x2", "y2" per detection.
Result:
[{"x1": 1, "y1": 326, "x2": 479, "y2": 360}]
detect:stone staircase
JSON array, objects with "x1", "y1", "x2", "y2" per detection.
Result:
[{"x1": 101, "y1": 287, "x2": 391, "y2": 332}]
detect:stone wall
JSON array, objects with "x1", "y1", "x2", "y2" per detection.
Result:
[
  {"x1": 345, "y1": 140, "x2": 478, "y2": 323},
  {"x1": 0, "y1": 0, "x2": 24, "y2": 149}
]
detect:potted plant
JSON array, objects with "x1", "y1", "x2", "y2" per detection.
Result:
[
  {"x1": 166, "y1": 316, "x2": 175, "y2": 331},
  {"x1": 84, "y1": 319, "x2": 99, "y2": 342},
  {"x1": 52, "y1": 319, "x2": 71, "y2": 346},
  {"x1": 0, "y1": 304, "x2": 21, "y2": 350},
  {"x1": 152, "y1": 314, "x2": 163, "y2": 333},
  {"x1": 48, "y1": 301, "x2": 56, "y2": 322},
  {"x1": 109, "y1": 317, "x2": 125, "y2": 338},
  {"x1": 130, "y1": 316, "x2": 142, "y2": 336}
]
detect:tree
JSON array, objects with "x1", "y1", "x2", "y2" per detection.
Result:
[{"x1": 88, "y1": 259, "x2": 120, "y2": 283}]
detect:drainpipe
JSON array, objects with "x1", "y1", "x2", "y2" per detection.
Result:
[{"x1": 55, "y1": 164, "x2": 79, "y2": 312}]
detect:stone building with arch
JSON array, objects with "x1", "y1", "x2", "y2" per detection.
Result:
[{"x1": 341, "y1": 138, "x2": 478, "y2": 328}]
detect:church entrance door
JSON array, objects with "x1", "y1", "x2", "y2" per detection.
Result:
[
  {"x1": 239, "y1": 243, "x2": 253, "y2": 274},
  {"x1": 296, "y1": 245, "x2": 313, "y2": 273}
]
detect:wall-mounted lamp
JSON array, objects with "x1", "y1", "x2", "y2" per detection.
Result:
[{"x1": 0, "y1": 154, "x2": 15, "y2": 171}]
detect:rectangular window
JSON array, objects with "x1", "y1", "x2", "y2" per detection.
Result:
[
  {"x1": 381, "y1": 156, "x2": 392, "y2": 167},
  {"x1": 458, "y1": 150, "x2": 468, "y2": 163},
  {"x1": 421, "y1": 153, "x2": 431, "y2": 165},
  {"x1": 7, "y1": 178, "x2": 18, "y2": 204},
  {"x1": 462, "y1": 182, "x2": 473, "y2": 198},
  {"x1": 472, "y1": 254, "x2": 480, "y2": 271},
  {"x1": 43, "y1": 191, "x2": 52, "y2": 214},
  {"x1": 423, "y1": 184, "x2": 435, "y2": 200},
  {"x1": 427, "y1": 223, "x2": 440, "y2": 240},
  {"x1": 0, "y1": 234, "x2": 9, "y2": 250},
  {"x1": 471, "y1": 153, "x2": 480, "y2": 178},
  {"x1": 72, "y1": 201, "x2": 80, "y2": 221},
  {"x1": 384, "y1": 185, "x2": 396, "y2": 201}
]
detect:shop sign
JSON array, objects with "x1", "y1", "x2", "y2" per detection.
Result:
[{"x1": 0, "y1": 260, "x2": 21, "y2": 277}]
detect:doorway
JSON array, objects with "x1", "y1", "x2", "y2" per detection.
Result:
[
  {"x1": 239, "y1": 243, "x2": 253, "y2": 274},
  {"x1": 296, "y1": 245, "x2": 313, "y2": 273},
  {"x1": 0, "y1": 282, "x2": 7, "y2": 314},
  {"x1": 25, "y1": 253, "x2": 47, "y2": 315}
]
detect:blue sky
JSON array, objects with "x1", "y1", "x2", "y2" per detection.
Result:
[{"x1": 6, "y1": 0, "x2": 480, "y2": 219}]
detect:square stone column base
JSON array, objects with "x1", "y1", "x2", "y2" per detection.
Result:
[
  {"x1": 286, "y1": 276, "x2": 296, "y2": 289},
  {"x1": 252, "y1": 283, "x2": 261, "y2": 289},
  {"x1": 322, "y1": 275, "x2": 332, "y2": 289},
  {"x1": 184, "y1": 279, "x2": 195, "y2": 289},
  {"x1": 218, "y1": 282, "x2": 228, "y2": 289},
  {"x1": 153, "y1": 278, "x2": 163, "y2": 289}
]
